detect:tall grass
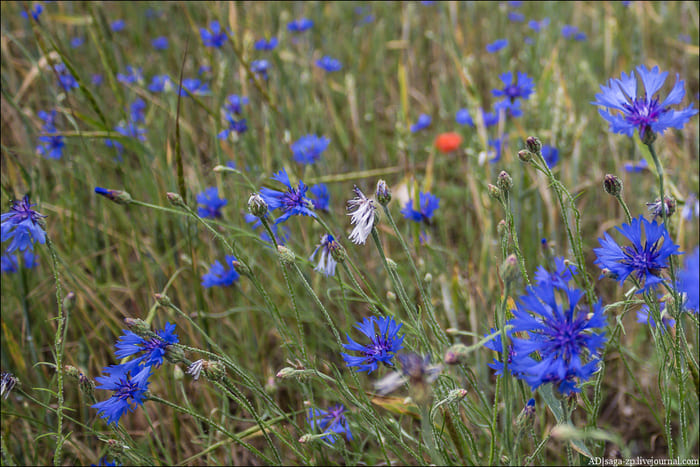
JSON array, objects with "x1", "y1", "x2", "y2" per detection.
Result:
[{"x1": 1, "y1": 2, "x2": 698, "y2": 465}]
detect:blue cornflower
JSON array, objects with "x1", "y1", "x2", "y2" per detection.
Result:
[
  {"x1": 308, "y1": 404, "x2": 352, "y2": 444},
  {"x1": 592, "y1": 65, "x2": 698, "y2": 139},
  {"x1": 534, "y1": 257, "x2": 578, "y2": 289},
  {"x1": 148, "y1": 75, "x2": 172, "y2": 93},
  {"x1": 38, "y1": 110, "x2": 57, "y2": 130},
  {"x1": 315, "y1": 56, "x2": 343, "y2": 72},
  {"x1": 114, "y1": 323, "x2": 179, "y2": 372},
  {"x1": 92, "y1": 457, "x2": 120, "y2": 467},
  {"x1": 104, "y1": 121, "x2": 147, "y2": 155},
  {"x1": 201, "y1": 255, "x2": 240, "y2": 288},
  {"x1": 401, "y1": 192, "x2": 440, "y2": 224},
  {"x1": 594, "y1": 216, "x2": 682, "y2": 294},
  {"x1": 455, "y1": 108, "x2": 473, "y2": 126},
  {"x1": 310, "y1": 184, "x2": 330, "y2": 211},
  {"x1": 200, "y1": 21, "x2": 228, "y2": 48},
  {"x1": 92, "y1": 74, "x2": 103, "y2": 86},
  {"x1": 341, "y1": 316, "x2": 405, "y2": 374},
  {"x1": 488, "y1": 135, "x2": 507, "y2": 163},
  {"x1": 259, "y1": 169, "x2": 317, "y2": 224},
  {"x1": 509, "y1": 281, "x2": 607, "y2": 395},
  {"x1": 561, "y1": 25, "x2": 587, "y2": 41},
  {"x1": 410, "y1": 114, "x2": 432, "y2": 133},
  {"x1": 0, "y1": 253, "x2": 18, "y2": 274},
  {"x1": 70, "y1": 37, "x2": 85, "y2": 48},
  {"x1": 224, "y1": 94, "x2": 249, "y2": 115},
  {"x1": 151, "y1": 36, "x2": 168, "y2": 50},
  {"x1": 244, "y1": 214, "x2": 291, "y2": 246},
  {"x1": 540, "y1": 144, "x2": 559, "y2": 168},
  {"x1": 250, "y1": 60, "x2": 270, "y2": 81},
  {"x1": 218, "y1": 114, "x2": 247, "y2": 139},
  {"x1": 1, "y1": 196, "x2": 47, "y2": 253},
  {"x1": 92, "y1": 364, "x2": 151, "y2": 426},
  {"x1": 36, "y1": 133, "x2": 65, "y2": 160},
  {"x1": 1, "y1": 372, "x2": 18, "y2": 399},
  {"x1": 637, "y1": 299, "x2": 675, "y2": 332},
  {"x1": 291, "y1": 134, "x2": 330, "y2": 164},
  {"x1": 681, "y1": 194, "x2": 699, "y2": 221},
  {"x1": 494, "y1": 98, "x2": 523, "y2": 118},
  {"x1": 21, "y1": 3, "x2": 43, "y2": 21},
  {"x1": 678, "y1": 247, "x2": 699, "y2": 313},
  {"x1": 486, "y1": 39, "x2": 508, "y2": 53},
  {"x1": 178, "y1": 78, "x2": 210, "y2": 96},
  {"x1": 116, "y1": 66, "x2": 143, "y2": 85},
  {"x1": 310, "y1": 234, "x2": 339, "y2": 277},
  {"x1": 624, "y1": 158, "x2": 648, "y2": 173},
  {"x1": 483, "y1": 327, "x2": 535, "y2": 377},
  {"x1": 196, "y1": 187, "x2": 227, "y2": 218},
  {"x1": 508, "y1": 12, "x2": 525, "y2": 22},
  {"x1": 528, "y1": 17, "x2": 550, "y2": 32},
  {"x1": 129, "y1": 98, "x2": 146, "y2": 123},
  {"x1": 508, "y1": 0, "x2": 523, "y2": 7},
  {"x1": 287, "y1": 18, "x2": 314, "y2": 32},
  {"x1": 492, "y1": 71, "x2": 535, "y2": 102},
  {"x1": 255, "y1": 37, "x2": 278, "y2": 51},
  {"x1": 110, "y1": 19, "x2": 126, "y2": 32},
  {"x1": 53, "y1": 63, "x2": 79, "y2": 91}
]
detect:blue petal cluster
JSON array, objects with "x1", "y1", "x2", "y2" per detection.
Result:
[
  {"x1": 196, "y1": 187, "x2": 227, "y2": 219},
  {"x1": 592, "y1": 65, "x2": 698, "y2": 138},
  {"x1": 678, "y1": 247, "x2": 699, "y2": 313},
  {"x1": 533, "y1": 256, "x2": 578, "y2": 289},
  {"x1": 492, "y1": 71, "x2": 535, "y2": 102},
  {"x1": 259, "y1": 169, "x2": 317, "y2": 224},
  {"x1": 401, "y1": 192, "x2": 440, "y2": 223},
  {"x1": 115, "y1": 323, "x2": 179, "y2": 372},
  {"x1": 315, "y1": 56, "x2": 343, "y2": 72},
  {"x1": 287, "y1": 18, "x2": 314, "y2": 32},
  {"x1": 36, "y1": 110, "x2": 65, "y2": 160},
  {"x1": 341, "y1": 316, "x2": 405, "y2": 374},
  {"x1": 1, "y1": 196, "x2": 47, "y2": 253},
  {"x1": 201, "y1": 255, "x2": 240, "y2": 288},
  {"x1": 200, "y1": 21, "x2": 228, "y2": 48},
  {"x1": 308, "y1": 404, "x2": 352, "y2": 444},
  {"x1": 410, "y1": 114, "x2": 432, "y2": 133},
  {"x1": 486, "y1": 38, "x2": 508, "y2": 53},
  {"x1": 310, "y1": 184, "x2": 330, "y2": 211},
  {"x1": 291, "y1": 134, "x2": 330, "y2": 164},
  {"x1": 594, "y1": 216, "x2": 681, "y2": 294},
  {"x1": 92, "y1": 365, "x2": 152, "y2": 426},
  {"x1": 310, "y1": 234, "x2": 339, "y2": 277},
  {"x1": 254, "y1": 37, "x2": 278, "y2": 51}
]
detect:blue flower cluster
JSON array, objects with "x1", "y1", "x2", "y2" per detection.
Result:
[
  {"x1": 1, "y1": 196, "x2": 47, "y2": 253},
  {"x1": 36, "y1": 110, "x2": 65, "y2": 160},
  {"x1": 341, "y1": 316, "x2": 405, "y2": 374},
  {"x1": 92, "y1": 322, "x2": 179, "y2": 426},
  {"x1": 307, "y1": 404, "x2": 353, "y2": 444}
]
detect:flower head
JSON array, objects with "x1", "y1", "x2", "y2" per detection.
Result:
[
  {"x1": 200, "y1": 21, "x2": 228, "y2": 48},
  {"x1": 1, "y1": 372, "x2": 19, "y2": 399},
  {"x1": 310, "y1": 234, "x2": 339, "y2": 277},
  {"x1": 486, "y1": 38, "x2": 508, "y2": 53},
  {"x1": 110, "y1": 20, "x2": 126, "y2": 32},
  {"x1": 592, "y1": 65, "x2": 698, "y2": 138},
  {"x1": 534, "y1": 257, "x2": 578, "y2": 289},
  {"x1": 218, "y1": 113, "x2": 247, "y2": 139},
  {"x1": 250, "y1": 60, "x2": 270, "y2": 81},
  {"x1": 224, "y1": 94, "x2": 249, "y2": 115},
  {"x1": 53, "y1": 63, "x2": 79, "y2": 91},
  {"x1": 178, "y1": 78, "x2": 210, "y2": 96},
  {"x1": 434, "y1": 132, "x2": 462, "y2": 153},
  {"x1": 346, "y1": 185, "x2": 376, "y2": 245},
  {"x1": 681, "y1": 193, "x2": 698, "y2": 221},
  {"x1": 114, "y1": 323, "x2": 179, "y2": 372},
  {"x1": 341, "y1": 316, "x2": 405, "y2": 374},
  {"x1": 492, "y1": 71, "x2": 535, "y2": 102},
  {"x1": 310, "y1": 184, "x2": 330, "y2": 211},
  {"x1": 20, "y1": 4, "x2": 43, "y2": 21},
  {"x1": 540, "y1": 144, "x2": 559, "y2": 168},
  {"x1": 401, "y1": 192, "x2": 440, "y2": 224},
  {"x1": 1, "y1": 196, "x2": 47, "y2": 253},
  {"x1": 678, "y1": 247, "x2": 699, "y2": 313},
  {"x1": 116, "y1": 66, "x2": 143, "y2": 85},
  {"x1": 201, "y1": 255, "x2": 240, "y2": 288},
  {"x1": 291, "y1": 134, "x2": 330, "y2": 164},
  {"x1": 509, "y1": 281, "x2": 607, "y2": 395},
  {"x1": 254, "y1": 37, "x2": 278, "y2": 51},
  {"x1": 528, "y1": 17, "x2": 550, "y2": 32},
  {"x1": 148, "y1": 75, "x2": 172, "y2": 93},
  {"x1": 594, "y1": 216, "x2": 682, "y2": 293},
  {"x1": 287, "y1": 18, "x2": 314, "y2": 32},
  {"x1": 308, "y1": 404, "x2": 352, "y2": 444},
  {"x1": 637, "y1": 299, "x2": 675, "y2": 332},
  {"x1": 410, "y1": 114, "x2": 432, "y2": 133},
  {"x1": 259, "y1": 169, "x2": 316, "y2": 224},
  {"x1": 151, "y1": 36, "x2": 168, "y2": 50},
  {"x1": 561, "y1": 25, "x2": 587, "y2": 41},
  {"x1": 37, "y1": 133, "x2": 65, "y2": 160},
  {"x1": 71, "y1": 37, "x2": 85, "y2": 48},
  {"x1": 1, "y1": 250, "x2": 38, "y2": 274},
  {"x1": 92, "y1": 365, "x2": 152, "y2": 426},
  {"x1": 315, "y1": 56, "x2": 343, "y2": 72},
  {"x1": 196, "y1": 187, "x2": 227, "y2": 219}
]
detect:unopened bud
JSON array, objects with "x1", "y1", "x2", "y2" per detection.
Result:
[
  {"x1": 444, "y1": 344, "x2": 469, "y2": 364},
  {"x1": 277, "y1": 245, "x2": 295, "y2": 265},
  {"x1": 164, "y1": 345, "x2": 185, "y2": 365},
  {"x1": 603, "y1": 174, "x2": 623, "y2": 197},
  {"x1": 386, "y1": 257, "x2": 397, "y2": 271},
  {"x1": 525, "y1": 136, "x2": 542, "y2": 154},
  {"x1": 276, "y1": 367, "x2": 297, "y2": 379},
  {"x1": 515, "y1": 398, "x2": 536, "y2": 429},
  {"x1": 124, "y1": 318, "x2": 151, "y2": 337},
  {"x1": 601, "y1": 268, "x2": 618, "y2": 280},
  {"x1": 497, "y1": 171, "x2": 513, "y2": 193},
  {"x1": 487, "y1": 184, "x2": 502, "y2": 201},
  {"x1": 386, "y1": 291, "x2": 397, "y2": 301},
  {"x1": 154, "y1": 293, "x2": 172, "y2": 307},
  {"x1": 232, "y1": 260, "x2": 251, "y2": 276},
  {"x1": 248, "y1": 193, "x2": 268, "y2": 218},
  {"x1": 95, "y1": 187, "x2": 133, "y2": 205},
  {"x1": 376, "y1": 179, "x2": 392, "y2": 206},
  {"x1": 446, "y1": 388, "x2": 468, "y2": 403},
  {"x1": 518, "y1": 149, "x2": 533, "y2": 163},
  {"x1": 166, "y1": 192, "x2": 186, "y2": 208},
  {"x1": 424, "y1": 273, "x2": 432, "y2": 284},
  {"x1": 173, "y1": 365, "x2": 184, "y2": 381},
  {"x1": 646, "y1": 196, "x2": 676, "y2": 219},
  {"x1": 204, "y1": 360, "x2": 226, "y2": 381},
  {"x1": 329, "y1": 239, "x2": 346, "y2": 263},
  {"x1": 62, "y1": 292, "x2": 76, "y2": 314},
  {"x1": 502, "y1": 254, "x2": 520, "y2": 285},
  {"x1": 497, "y1": 220, "x2": 507, "y2": 237}
]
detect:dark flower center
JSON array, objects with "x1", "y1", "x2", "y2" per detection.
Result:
[{"x1": 622, "y1": 95, "x2": 669, "y2": 133}]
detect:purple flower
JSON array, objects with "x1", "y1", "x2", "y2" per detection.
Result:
[
  {"x1": 251, "y1": 60, "x2": 270, "y2": 81},
  {"x1": 637, "y1": 298, "x2": 675, "y2": 332},
  {"x1": 151, "y1": 36, "x2": 169, "y2": 50},
  {"x1": 534, "y1": 257, "x2": 578, "y2": 289},
  {"x1": 492, "y1": 71, "x2": 535, "y2": 102},
  {"x1": 528, "y1": 17, "x2": 550, "y2": 32},
  {"x1": 20, "y1": 4, "x2": 43, "y2": 21},
  {"x1": 259, "y1": 169, "x2": 316, "y2": 224},
  {"x1": 291, "y1": 134, "x2": 330, "y2": 164},
  {"x1": 681, "y1": 194, "x2": 699, "y2": 221},
  {"x1": 310, "y1": 234, "x2": 339, "y2": 277},
  {"x1": 592, "y1": 65, "x2": 698, "y2": 139},
  {"x1": 1, "y1": 196, "x2": 47, "y2": 253},
  {"x1": 224, "y1": 94, "x2": 249, "y2": 115},
  {"x1": 488, "y1": 135, "x2": 507, "y2": 163},
  {"x1": 218, "y1": 114, "x2": 247, "y2": 139},
  {"x1": 341, "y1": 316, "x2": 405, "y2": 374},
  {"x1": 624, "y1": 158, "x2": 648, "y2": 173},
  {"x1": 200, "y1": 21, "x2": 228, "y2": 48},
  {"x1": 114, "y1": 323, "x2": 179, "y2": 372},
  {"x1": 410, "y1": 114, "x2": 432, "y2": 133},
  {"x1": 110, "y1": 20, "x2": 126, "y2": 32},
  {"x1": 178, "y1": 78, "x2": 210, "y2": 96},
  {"x1": 594, "y1": 216, "x2": 682, "y2": 293},
  {"x1": 508, "y1": 12, "x2": 525, "y2": 22},
  {"x1": 92, "y1": 365, "x2": 151, "y2": 426},
  {"x1": 486, "y1": 39, "x2": 508, "y2": 53},
  {"x1": 70, "y1": 37, "x2": 85, "y2": 48},
  {"x1": 148, "y1": 75, "x2": 171, "y2": 93},
  {"x1": 117, "y1": 66, "x2": 143, "y2": 85},
  {"x1": 196, "y1": 187, "x2": 227, "y2": 219},
  {"x1": 308, "y1": 404, "x2": 352, "y2": 444},
  {"x1": 53, "y1": 63, "x2": 79, "y2": 91}
]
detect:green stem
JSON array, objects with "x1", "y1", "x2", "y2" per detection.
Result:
[
  {"x1": 502, "y1": 193, "x2": 531, "y2": 287},
  {"x1": 615, "y1": 194, "x2": 633, "y2": 224},
  {"x1": 46, "y1": 237, "x2": 65, "y2": 467}
]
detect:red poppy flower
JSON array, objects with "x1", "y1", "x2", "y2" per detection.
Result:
[{"x1": 434, "y1": 132, "x2": 462, "y2": 153}]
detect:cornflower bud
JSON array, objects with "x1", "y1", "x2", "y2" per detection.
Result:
[
  {"x1": 124, "y1": 317, "x2": 151, "y2": 337},
  {"x1": 385, "y1": 257, "x2": 398, "y2": 272},
  {"x1": 329, "y1": 239, "x2": 347, "y2": 263},
  {"x1": 173, "y1": 365, "x2": 184, "y2": 381},
  {"x1": 277, "y1": 245, "x2": 296, "y2": 265},
  {"x1": 166, "y1": 192, "x2": 187, "y2": 208},
  {"x1": 518, "y1": 149, "x2": 533, "y2": 163},
  {"x1": 444, "y1": 343, "x2": 469, "y2": 364},
  {"x1": 502, "y1": 254, "x2": 520, "y2": 285},
  {"x1": 525, "y1": 136, "x2": 542, "y2": 154},
  {"x1": 497, "y1": 171, "x2": 513, "y2": 194},
  {"x1": 94, "y1": 187, "x2": 133, "y2": 205},
  {"x1": 248, "y1": 193, "x2": 268, "y2": 218},
  {"x1": 154, "y1": 293, "x2": 172, "y2": 307},
  {"x1": 164, "y1": 345, "x2": 186, "y2": 365},
  {"x1": 376, "y1": 179, "x2": 392, "y2": 206},
  {"x1": 487, "y1": 184, "x2": 502, "y2": 201},
  {"x1": 62, "y1": 292, "x2": 76, "y2": 314},
  {"x1": 603, "y1": 174, "x2": 623, "y2": 197},
  {"x1": 497, "y1": 219, "x2": 508, "y2": 237}
]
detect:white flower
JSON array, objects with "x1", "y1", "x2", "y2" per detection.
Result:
[
  {"x1": 310, "y1": 234, "x2": 338, "y2": 277},
  {"x1": 346, "y1": 186, "x2": 376, "y2": 245},
  {"x1": 186, "y1": 359, "x2": 204, "y2": 381}
]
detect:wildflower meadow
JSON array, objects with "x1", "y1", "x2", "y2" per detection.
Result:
[{"x1": 2, "y1": 2, "x2": 700, "y2": 466}]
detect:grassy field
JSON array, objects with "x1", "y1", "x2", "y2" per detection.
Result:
[{"x1": 1, "y1": 1, "x2": 698, "y2": 465}]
